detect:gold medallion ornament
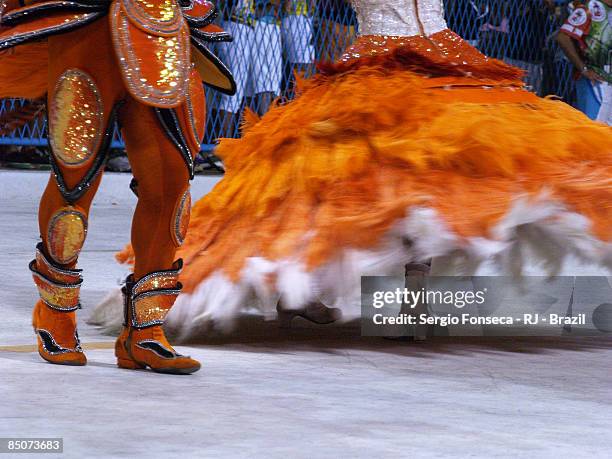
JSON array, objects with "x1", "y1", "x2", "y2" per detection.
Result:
[
  {"x1": 46, "y1": 206, "x2": 88, "y2": 265},
  {"x1": 49, "y1": 69, "x2": 104, "y2": 167},
  {"x1": 171, "y1": 187, "x2": 191, "y2": 246}
]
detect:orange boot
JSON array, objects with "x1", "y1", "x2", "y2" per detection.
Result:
[
  {"x1": 30, "y1": 244, "x2": 86, "y2": 366},
  {"x1": 115, "y1": 261, "x2": 200, "y2": 374}
]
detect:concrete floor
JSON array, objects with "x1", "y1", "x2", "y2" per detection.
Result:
[{"x1": 1, "y1": 169, "x2": 612, "y2": 459}]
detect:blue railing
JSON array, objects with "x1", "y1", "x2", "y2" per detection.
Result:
[{"x1": 0, "y1": 1, "x2": 577, "y2": 150}]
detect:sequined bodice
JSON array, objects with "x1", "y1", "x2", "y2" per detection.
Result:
[{"x1": 351, "y1": 0, "x2": 447, "y2": 37}]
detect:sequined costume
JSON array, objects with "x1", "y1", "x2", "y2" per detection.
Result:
[
  {"x1": 110, "y1": 0, "x2": 611, "y2": 338},
  {"x1": 0, "y1": 0, "x2": 235, "y2": 372}
]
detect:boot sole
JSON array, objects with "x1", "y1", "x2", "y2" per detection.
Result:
[
  {"x1": 117, "y1": 362, "x2": 201, "y2": 375},
  {"x1": 39, "y1": 352, "x2": 87, "y2": 366},
  {"x1": 152, "y1": 364, "x2": 201, "y2": 375},
  {"x1": 117, "y1": 357, "x2": 201, "y2": 375},
  {"x1": 117, "y1": 333, "x2": 201, "y2": 375}
]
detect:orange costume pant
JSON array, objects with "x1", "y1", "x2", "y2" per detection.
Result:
[
  {"x1": 0, "y1": 0, "x2": 238, "y2": 371},
  {"x1": 40, "y1": 21, "x2": 192, "y2": 280},
  {"x1": 28, "y1": 18, "x2": 205, "y2": 372}
]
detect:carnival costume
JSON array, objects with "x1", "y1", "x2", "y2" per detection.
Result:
[
  {"x1": 0, "y1": 0, "x2": 235, "y2": 372},
  {"x1": 106, "y1": 0, "x2": 611, "y2": 338}
]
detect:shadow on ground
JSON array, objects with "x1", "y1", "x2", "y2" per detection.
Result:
[{"x1": 156, "y1": 313, "x2": 612, "y2": 358}]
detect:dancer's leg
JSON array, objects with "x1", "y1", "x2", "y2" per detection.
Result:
[
  {"x1": 31, "y1": 20, "x2": 124, "y2": 365},
  {"x1": 114, "y1": 98, "x2": 200, "y2": 374},
  {"x1": 121, "y1": 104, "x2": 191, "y2": 277}
]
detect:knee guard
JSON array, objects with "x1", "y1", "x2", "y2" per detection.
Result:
[
  {"x1": 48, "y1": 68, "x2": 118, "y2": 203},
  {"x1": 45, "y1": 205, "x2": 88, "y2": 265},
  {"x1": 49, "y1": 68, "x2": 104, "y2": 168}
]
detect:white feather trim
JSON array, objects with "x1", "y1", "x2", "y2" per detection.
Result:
[
  {"x1": 91, "y1": 197, "x2": 611, "y2": 339},
  {"x1": 86, "y1": 287, "x2": 124, "y2": 335}
]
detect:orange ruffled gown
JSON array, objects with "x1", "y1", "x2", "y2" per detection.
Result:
[{"x1": 117, "y1": 28, "x2": 612, "y2": 335}]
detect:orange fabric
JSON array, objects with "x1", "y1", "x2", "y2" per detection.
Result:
[
  {"x1": 33, "y1": 21, "x2": 122, "y2": 365},
  {"x1": 115, "y1": 325, "x2": 200, "y2": 373},
  {"x1": 2, "y1": 1, "x2": 67, "y2": 17},
  {"x1": 115, "y1": 57, "x2": 612, "y2": 293},
  {"x1": 0, "y1": 0, "x2": 46, "y2": 13},
  {"x1": 182, "y1": 0, "x2": 214, "y2": 19},
  {"x1": 39, "y1": 19, "x2": 123, "y2": 260},
  {"x1": 0, "y1": 10, "x2": 98, "y2": 41},
  {"x1": 0, "y1": 0, "x2": 22, "y2": 13},
  {"x1": 196, "y1": 23, "x2": 227, "y2": 34},
  {"x1": 119, "y1": 97, "x2": 191, "y2": 278},
  {"x1": 0, "y1": 0, "x2": 212, "y2": 369},
  {"x1": 110, "y1": 0, "x2": 191, "y2": 108},
  {"x1": 38, "y1": 17, "x2": 194, "y2": 278},
  {"x1": 32, "y1": 300, "x2": 86, "y2": 365},
  {"x1": 39, "y1": 19, "x2": 193, "y2": 279},
  {"x1": 319, "y1": 30, "x2": 523, "y2": 83},
  {"x1": 0, "y1": 43, "x2": 48, "y2": 99},
  {"x1": 175, "y1": 69, "x2": 207, "y2": 154},
  {"x1": 33, "y1": 17, "x2": 202, "y2": 368},
  {"x1": 32, "y1": 239, "x2": 84, "y2": 365},
  {"x1": 115, "y1": 71, "x2": 204, "y2": 275}
]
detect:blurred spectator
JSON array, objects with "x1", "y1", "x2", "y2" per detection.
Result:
[
  {"x1": 282, "y1": 0, "x2": 316, "y2": 86},
  {"x1": 446, "y1": 0, "x2": 490, "y2": 47},
  {"x1": 217, "y1": 0, "x2": 283, "y2": 137},
  {"x1": 316, "y1": 0, "x2": 357, "y2": 62},
  {"x1": 541, "y1": 1, "x2": 574, "y2": 99},
  {"x1": 504, "y1": 0, "x2": 550, "y2": 95},
  {"x1": 550, "y1": 0, "x2": 575, "y2": 21},
  {"x1": 557, "y1": 0, "x2": 612, "y2": 122},
  {"x1": 479, "y1": 0, "x2": 509, "y2": 59},
  {"x1": 2, "y1": 0, "x2": 599, "y2": 158},
  {"x1": 252, "y1": 1, "x2": 283, "y2": 113}
]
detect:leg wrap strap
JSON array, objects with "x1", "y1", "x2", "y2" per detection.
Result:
[
  {"x1": 124, "y1": 260, "x2": 183, "y2": 329},
  {"x1": 45, "y1": 205, "x2": 88, "y2": 265},
  {"x1": 30, "y1": 243, "x2": 82, "y2": 312}
]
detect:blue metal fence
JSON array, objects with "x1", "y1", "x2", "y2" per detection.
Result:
[
  {"x1": 0, "y1": 99, "x2": 48, "y2": 147},
  {"x1": 0, "y1": 0, "x2": 577, "y2": 151}
]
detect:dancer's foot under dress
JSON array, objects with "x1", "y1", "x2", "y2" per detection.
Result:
[{"x1": 105, "y1": 0, "x2": 611, "y2": 338}]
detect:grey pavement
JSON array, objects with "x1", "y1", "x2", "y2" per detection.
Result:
[{"x1": 1, "y1": 169, "x2": 612, "y2": 459}]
